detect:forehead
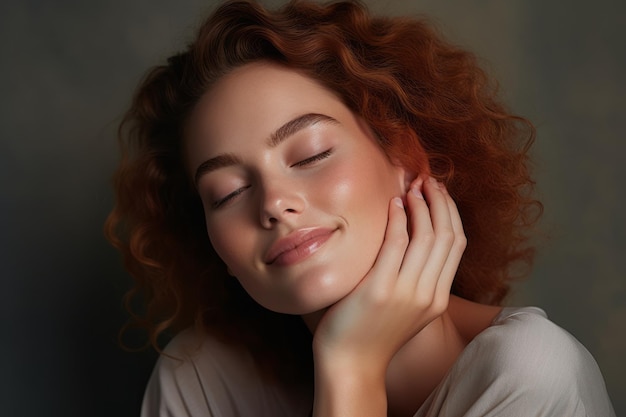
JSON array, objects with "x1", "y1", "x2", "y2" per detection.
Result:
[{"x1": 185, "y1": 62, "x2": 349, "y2": 156}]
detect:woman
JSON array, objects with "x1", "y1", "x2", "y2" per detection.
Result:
[{"x1": 105, "y1": 0, "x2": 615, "y2": 415}]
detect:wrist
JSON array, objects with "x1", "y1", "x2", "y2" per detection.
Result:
[{"x1": 313, "y1": 356, "x2": 388, "y2": 417}]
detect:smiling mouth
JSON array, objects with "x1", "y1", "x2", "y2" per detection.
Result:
[{"x1": 265, "y1": 227, "x2": 335, "y2": 266}]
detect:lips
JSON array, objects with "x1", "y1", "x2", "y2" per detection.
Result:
[{"x1": 265, "y1": 227, "x2": 335, "y2": 266}]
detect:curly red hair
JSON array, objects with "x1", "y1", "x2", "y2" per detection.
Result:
[{"x1": 105, "y1": 0, "x2": 541, "y2": 380}]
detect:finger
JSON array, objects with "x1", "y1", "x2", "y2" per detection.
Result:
[
  {"x1": 364, "y1": 197, "x2": 409, "y2": 290},
  {"x1": 433, "y1": 184, "x2": 467, "y2": 295},
  {"x1": 395, "y1": 177, "x2": 435, "y2": 284},
  {"x1": 405, "y1": 177, "x2": 455, "y2": 295}
]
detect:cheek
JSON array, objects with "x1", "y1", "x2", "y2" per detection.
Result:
[
  {"x1": 317, "y1": 157, "x2": 397, "y2": 216},
  {"x1": 318, "y1": 161, "x2": 393, "y2": 256},
  {"x1": 314, "y1": 161, "x2": 372, "y2": 208},
  {"x1": 206, "y1": 220, "x2": 249, "y2": 270}
]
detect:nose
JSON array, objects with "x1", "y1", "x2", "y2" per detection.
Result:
[{"x1": 259, "y1": 181, "x2": 305, "y2": 228}]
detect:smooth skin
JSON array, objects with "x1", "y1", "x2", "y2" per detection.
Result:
[
  {"x1": 186, "y1": 62, "x2": 503, "y2": 417},
  {"x1": 189, "y1": 62, "x2": 410, "y2": 316}
]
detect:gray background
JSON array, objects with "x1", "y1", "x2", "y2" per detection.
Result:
[{"x1": 2, "y1": 0, "x2": 624, "y2": 416}]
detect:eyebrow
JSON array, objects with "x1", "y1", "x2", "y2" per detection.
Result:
[
  {"x1": 194, "y1": 113, "x2": 339, "y2": 186},
  {"x1": 194, "y1": 153, "x2": 241, "y2": 186},
  {"x1": 267, "y1": 113, "x2": 338, "y2": 148}
]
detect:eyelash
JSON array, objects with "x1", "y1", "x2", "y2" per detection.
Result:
[
  {"x1": 212, "y1": 185, "x2": 251, "y2": 209},
  {"x1": 291, "y1": 148, "x2": 333, "y2": 167},
  {"x1": 211, "y1": 149, "x2": 333, "y2": 209}
]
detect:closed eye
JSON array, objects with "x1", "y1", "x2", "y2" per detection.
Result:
[
  {"x1": 212, "y1": 185, "x2": 251, "y2": 209},
  {"x1": 291, "y1": 149, "x2": 333, "y2": 168},
  {"x1": 210, "y1": 149, "x2": 333, "y2": 209}
]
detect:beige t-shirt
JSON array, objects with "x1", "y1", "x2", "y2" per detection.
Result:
[{"x1": 141, "y1": 307, "x2": 615, "y2": 417}]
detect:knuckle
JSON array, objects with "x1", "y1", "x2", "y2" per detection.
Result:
[
  {"x1": 390, "y1": 230, "x2": 409, "y2": 247},
  {"x1": 413, "y1": 290, "x2": 433, "y2": 309},
  {"x1": 417, "y1": 230, "x2": 435, "y2": 247},
  {"x1": 455, "y1": 234, "x2": 468, "y2": 250},
  {"x1": 437, "y1": 228, "x2": 455, "y2": 247},
  {"x1": 430, "y1": 294, "x2": 449, "y2": 315}
]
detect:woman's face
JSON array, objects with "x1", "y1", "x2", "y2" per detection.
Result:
[{"x1": 186, "y1": 62, "x2": 407, "y2": 315}]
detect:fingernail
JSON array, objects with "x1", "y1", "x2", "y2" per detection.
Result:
[
  {"x1": 393, "y1": 197, "x2": 404, "y2": 207},
  {"x1": 411, "y1": 185, "x2": 424, "y2": 199},
  {"x1": 428, "y1": 176, "x2": 440, "y2": 189}
]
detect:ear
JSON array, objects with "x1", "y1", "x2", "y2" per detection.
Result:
[
  {"x1": 391, "y1": 151, "x2": 431, "y2": 193},
  {"x1": 391, "y1": 160, "x2": 417, "y2": 194},
  {"x1": 402, "y1": 168, "x2": 417, "y2": 193}
]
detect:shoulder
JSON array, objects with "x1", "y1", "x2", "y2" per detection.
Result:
[
  {"x1": 477, "y1": 307, "x2": 583, "y2": 375},
  {"x1": 150, "y1": 327, "x2": 256, "y2": 385},
  {"x1": 141, "y1": 328, "x2": 312, "y2": 417},
  {"x1": 478, "y1": 308, "x2": 600, "y2": 383},
  {"x1": 140, "y1": 329, "x2": 241, "y2": 417},
  {"x1": 455, "y1": 307, "x2": 614, "y2": 415},
  {"x1": 418, "y1": 307, "x2": 615, "y2": 417}
]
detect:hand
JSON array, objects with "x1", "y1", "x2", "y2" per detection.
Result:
[{"x1": 311, "y1": 176, "x2": 467, "y2": 416}]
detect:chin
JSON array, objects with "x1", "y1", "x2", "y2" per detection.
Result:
[
  {"x1": 253, "y1": 288, "x2": 341, "y2": 316},
  {"x1": 242, "y1": 248, "x2": 378, "y2": 315},
  {"x1": 281, "y1": 268, "x2": 364, "y2": 315}
]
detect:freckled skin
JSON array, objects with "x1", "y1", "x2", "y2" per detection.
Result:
[{"x1": 185, "y1": 62, "x2": 406, "y2": 314}]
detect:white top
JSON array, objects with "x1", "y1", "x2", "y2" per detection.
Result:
[{"x1": 141, "y1": 307, "x2": 615, "y2": 417}]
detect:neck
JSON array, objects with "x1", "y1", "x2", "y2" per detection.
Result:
[
  {"x1": 385, "y1": 309, "x2": 466, "y2": 416},
  {"x1": 301, "y1": 295, "x2": 502, "y2": 417}
]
